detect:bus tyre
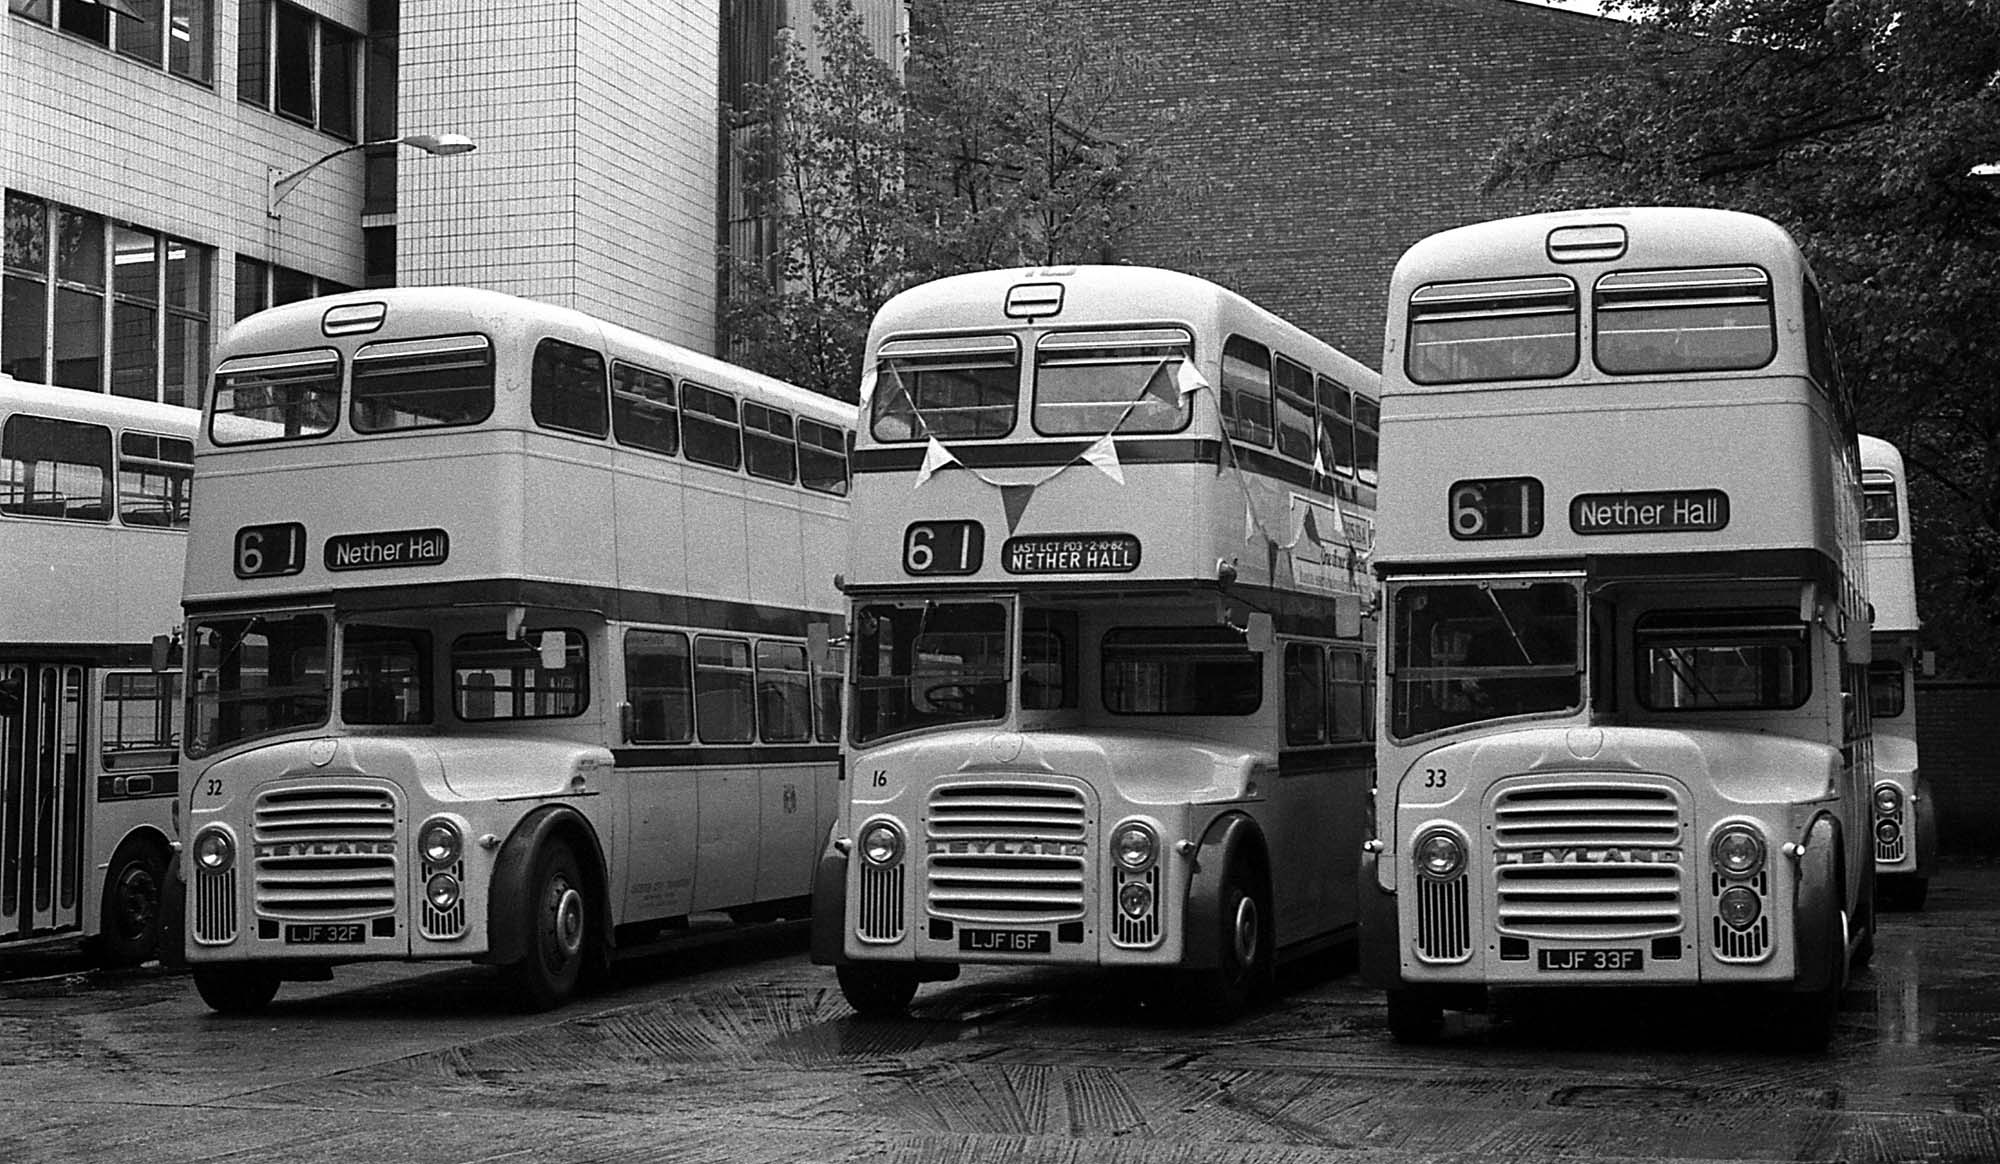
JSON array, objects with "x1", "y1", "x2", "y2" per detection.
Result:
[
  {"x1": 504, "y1": 840, "x2": 593, "y2": 1012},
  {"x1": 1183, "y1": 855, "x2": 1273, "y2": 1022},
  {"x1": 1781, "y1": 905, "x2": 1845, "y2": 1052},
  {"x1": 193, "y1": 964, "x2": 282, "y2": 1014},
  {"x1": 1387, "y1": 989, "x2": 1445, "y2": 1043},
  {"x1": 836, "y1": 965, "x2": 920, "y2": 1017},
  {"x1": 87, "y1": 842, "x2": 166, "y2": 967}
]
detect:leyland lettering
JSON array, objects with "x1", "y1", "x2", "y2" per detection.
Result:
[
  {"x1": 1496, "y1": 847, "x2": 1683, "y2": 866},
  {"x1": 926, "y1": 839, "x2": 1089, "y2": 858}
]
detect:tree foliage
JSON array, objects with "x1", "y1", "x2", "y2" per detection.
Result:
[
  {"x1": 1495, "y1": 0, "x2": 2000, "y2": 674},
  {"x1": 722, "y1": 0, "x2": 1174, "y2": 402}
]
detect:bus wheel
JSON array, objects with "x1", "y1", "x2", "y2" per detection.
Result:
[
  {"x1": 1184, "y1": 855, "x2": 1273, "y2": 1022},
  {"x1": 1780, "y1": 906, "x2": 1845, "y2": 1052},
  {"x1": 88, "y1": 843, "x2": 167, "y2": 967},
  {"x1": 836, "y1": 965, "x2": 920, "y2": 1018},
  {"x1": 192, "y1": 965, "x2": 282, "y2": 1014},
  {"x1": 505, "y1": 841, "x2": 593, "y2": 1011},
  {"x1": 1386, "y1": 989, "x2": 1445, "y2": 1043}
]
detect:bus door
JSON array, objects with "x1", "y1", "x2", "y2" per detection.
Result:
[{"x1": 0, "y1": 662, "x2": 86, "y2": 942}]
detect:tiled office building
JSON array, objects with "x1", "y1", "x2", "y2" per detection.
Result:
[{"x1": 2, "y1": 0, "x2": 901, "y2": 408}]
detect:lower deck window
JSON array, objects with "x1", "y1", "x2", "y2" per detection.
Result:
[
  {"x1": 1635, "y1": 608, "x2": 1809, "y2": 711},
  {"x1": 452, "y1": 628, "x2": 587, "y2": 720},
  {"x1": 341, "y1": 624, "x2": 433, "y2": 725},
  {"x1": 1103, "y1": 626, "x2": 1260, "y2": 716}
]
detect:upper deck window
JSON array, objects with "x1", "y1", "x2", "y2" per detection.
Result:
[
  {"x1": 1595, "y1": 266, "x2": 1775, "y2": 375},
  {"x1": 1407, "y1": 276, "x2": 1578, "y2": 385},
  {"x1": 1353, "y1": 394, "x2": 1380, "y2": 487},
  {"x1": 1031, "y1": 328, "x2": 1191, "y2": 436},
  {"x1": 797, "y1": 417, "x2": 850, "y2": 495},
  {"x1": 681, "y1": 382, "x2": 743, "y2": 470},
  {"x1": 118, "y1": 431, "x2": 193, "y2": 528},
  {"x1": 211, "y1": 349, "x2": 340, "y2": 442},
  {"x1": 873, "y1": 335, "x2": 1018, "y2": 442},
  {"x1": 1103, "y1": 626, "x2": 1262, "y2": 716},
  {"x1": 531, "y1": 338, "x2": 609, "y2": 439},
  {"x1": 1635, "y1": 608, "x2": 1809, "y2": 712},
  {"x1": 351, "y1": 334, "x2": 494, "y2": 433},
  {"x1": 1273, "y1": 356, "x2": 1315, "y2": 462},
  {"x1": 742, "y1": 401, "x2": 798, "y2": 484},
  {"x1": 610, "y1": 362, "x2": 678, "y2": 456},
  {"x1": 1862, "y1": 471, "x2": 1899, "y2": 540},
  {"x1": 1219, "y1": 335, "x2": 1274, "y2": 446},
  {"x1": 1316, "y1": 375, "x2": 1356, "y2": 479},
  {"x1": 1, "y1": 413, "x2": 111, "y2": 521}
]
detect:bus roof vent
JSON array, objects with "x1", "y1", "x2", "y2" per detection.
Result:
[
  {"x1": 322, "y1": 301, "x2": 388, "y2": 336},
  {"x1": 1004, "y1": 282, "x2": 1065, "y2": 320},
  {"x1": 1546, "y1": 224, "x2": 1627, "y2": 264}
]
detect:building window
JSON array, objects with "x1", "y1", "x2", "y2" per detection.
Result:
[
  {"x1": 2, "y1": 191, "x2": 212, "y2": 407},
  {"x1": 10, "y1": 0, "x2": 213, "y2": 83},
  {"x1": 233, "y1": 255, "x2": 353, "y2": 320},
  {"x1": 237, "y1": 0, "x2": 360, "y2": 140}
]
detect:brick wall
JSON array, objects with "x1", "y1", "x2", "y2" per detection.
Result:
[
  {"x1": 1917, "y1": 682, "x2": 2000, "y2": 856},
  {"x1": 950, "y1": 0, "x2": 1624, "y2": 363}
]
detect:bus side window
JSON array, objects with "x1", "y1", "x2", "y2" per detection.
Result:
[
  {"x1": 754, "y1": 640, "x2": 812, "y2": 742},
  {"x1": 742, "y1": 402, "x2": 798, "y2": 485},
  {"x1": 1284, "y1": 642, "x2": 1327, "y2": 746},
  {"x1": 610, "y1": 362, "x2": 679, "y2": 457},
  {"x1": 1329, "y1": 647, "x2": 1366, "y2": 742},
  {"x1": 1273, "y1": 357, "x2": 1315, "y2": 463},
  {"x1": 2, "y1": 413, "x2": 113, "y2": 521},
  {"x1": 693, "y1": 635, "x2": 755, "y2": 743},
  {"x1": 1220, "y1": 335, "x2": 1274, "y2": 447},
  {"x1": 531, "y1": 338, "x2": 609, "y2": 438},
  {"x1": 624, "y1": 629, "x2": 693, "y2": 743},
  {"x1": 812, "y1": 648, "x2": 845, "y2": 742},
  {"x1": 681, "y1": 382, "x2": 743, "y2": 471},
  {"x1": 798, "y1": 418, "x2": 849, "y2": 496}
]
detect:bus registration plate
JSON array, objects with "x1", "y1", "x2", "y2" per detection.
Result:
[
  {"x1": 1538, "y1": 947, "x2": 1642, "y2": 972},
  {"x1": 958, "y1": 928, "x2": 1050, "y2": 954},
  {"x1": 285, "y1": 923, "x2": 366, "y2": 944}
]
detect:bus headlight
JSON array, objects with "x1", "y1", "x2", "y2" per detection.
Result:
[
  {"x1": 1414, "y1": 829, "x2": 1465, "y2": 879},
  {"x1": 1711, "y1": 825, "x2": 1765, "y2": 877},
  {"x1": 1111, "y1": 821, "x2": 1158, "y2": 871},
  {"x1": 859, "y1": 820, "x2": 904, "y2": 867},
  {"x1": 1874, "y1": 785, "x2": 1903, "y2": 816},
  {"x1": 193, "y1": 827, "x2": 235, "y2": 872},
  {"x1": 1876, "y1": 818, "x2": 1903, "y2": 845},
  {"x1": 420, "y1": 818, "x2": 462, "y2": 867},
  {"x1": 426, "y1": 873, "x2": 462, "y2": 910},
  {"x1": 1118, "y1": 880, "x2": 1154, "y2": 919},
  {"x1": 1717, "y1": 885, "x2": 1761, "y2": 930}
]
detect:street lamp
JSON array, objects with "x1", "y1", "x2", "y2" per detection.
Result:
[{"x1": 267, "y1": 132, "x2": 477, "y2": 219}]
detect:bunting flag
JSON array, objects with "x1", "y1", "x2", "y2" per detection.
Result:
[
  {"x1": 1081, "y1": 434, "x2": 1124, "y2": 485},
  {"x1": 1176, "y1": 358, "x2": 1209, "y2": 399},
  {"x1": 1000, "y1": 484, "x2": 1036, "y2": 533},
  {"x1": 1296, "y1": 507, "x2": 1325, "y2": 560},
  {"x1": 1243, "y1": 493, "x2": 1259, "y2": 544},
  {"x1": 856, "y1": 369, "x2": 878, "y2": 412},
  {"x1": 1311, "y1": 441, "x2": 1327, "y2": 478},
  {"x1": 913, "y1": 437, "x2": 956, "y2": 490}
]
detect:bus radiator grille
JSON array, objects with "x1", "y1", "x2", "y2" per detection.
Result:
[
  {"x1": 1490, "y1": 781, "x2": 1686, "y2": 940},
  {"x1": 925, "y1": 782, "x2": 1089, "y2": 924},
  {"x1": 252, "y1": 784, "x2": 399, "y2": 919},
  {"x1": 1416, "y1": 872, "x2": 1473, "y2": 962},
  {"x1": 857, "y1": 863, "x2": 904, "y2": 942},
  {"x1": 192, "y1": 862, "x2": 237, "y2": 944}
]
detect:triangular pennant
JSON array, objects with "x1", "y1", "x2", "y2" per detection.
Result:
[
  {"x1": 1081, "y1": 434, "x2": 1124, "y2": 485},
  {"x1": 856, "y1": 369, "x2": 878, "y2": 411},
  {"x1": 1000, "y1": 484, "x2": 1035, "y2": 533},
  {"x1": 1244, "y1": 494, "x2": 1258, "y2": 543},
  {"x1": 1175, "y1": 358, "x2": 1209, "y2": 398},
  {"x1": 1299, "y1": 506, "x2": 1322, "y2": 553},
  {"x1": 1311, "y1": 440, "x2": 1327, "y2": 478},
  {"x1": 914, "y1": 437, "x2": 956, "y2": 490},
  {"x1": 1144, "y1": 359, "x2": 1182, "y2": 409}
]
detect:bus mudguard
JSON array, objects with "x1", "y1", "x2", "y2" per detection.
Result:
[
  {"x1": 1790, "y1": 814, "x2": 1843, "y2": 994},
  {"x1": 809, "y1": 825, "x2": 849, "y2": 966},
  {"x1": 1180, "y1": 812, "x2": 1266, "y2": 970},
  {"x1": 483, "y1": 805, "x2": 610, "y2": 965}
]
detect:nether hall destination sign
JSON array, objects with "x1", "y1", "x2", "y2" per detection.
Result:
[
  {"x1": 325, "y1": 528, "x2": 450, "y2": 571},
  {"x1": 1570, "y1": 489, "x2": 1729, "y2": 536},
  {"x1": 1003, "y1": 533, "x2": 1141, "y2": 574}
]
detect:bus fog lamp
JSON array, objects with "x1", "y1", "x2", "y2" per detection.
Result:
[
  {"x1": 426, "y1": 873, "x2": 461, "y2": 910},
  {"x1": 193, "y1": 828, "x2": 235, "y2": 872},
  {"x1": 420, "y1": 819, "x2": 462, "y2": 866},
  {"x1": 860, "y1": 821, "x2": 904, "y2": 867},
  {"x1": 1711, "y1": 826, "x2": 1765, "y2": 876},
  {"x1": 1414, "y1": 829, "x2": 1465, "y2": 879},
  {"x1": 1876, "y1": 818, "x2": 1902, "y2": 845},
  {"x1": 1118, "y1": 881, "x2": 1153, "y2": 919},
  {"x1": 1717, "y1": 885, "x2": 1761, "y2": 929},
  {"x1": 1111, "y1": 822, "x2": 1157, "y2": 871},
  {"x1": 1874, "y1": 785, "x2": 1903, "y2": 816}
]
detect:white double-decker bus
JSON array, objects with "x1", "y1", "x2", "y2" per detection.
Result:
[
  {"x1": 1859, "y1": 434, "x2": 1933, "y2": 909},
  {"x1": 1364, "y1": 208, "x2": 1876, "y2": 1049},
  {"x1": 179, "y1": 288, "x2": 853, "y2": 1011},
  {"x1": 811, "y1": 265, "x2": 1380, "y2": 1018},
  {"x1": 2, "y1": 375, "x2": 193, "y2": 965}
]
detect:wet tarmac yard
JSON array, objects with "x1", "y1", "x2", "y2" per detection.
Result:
[{"x1": 3, "y1": 862, "x2": 1998, "y2": 1164}]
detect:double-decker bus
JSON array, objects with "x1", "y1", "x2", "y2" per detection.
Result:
[
  {"x1": 178, "y1": 288, "x2": 854, "y2": 1012},
  {"x1": 1363, "y1": 208, "x2": 1875, "y2": 1049},
  {"x1": 1859, "y1": 434, "x2": 1933, "y2": 909},
  {"x1": 3, "y1": 375, "x2": 193, "y2": 965},
  {"x1": 809, "y1": 265, "x2": 1381, "y2": 1019}
]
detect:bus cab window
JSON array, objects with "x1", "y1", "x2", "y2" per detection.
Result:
[
  {"x1": 1389, "y1": 579, "x2": 1581, "y2": 738},
  {"x1": 852, "y1": 601, "x2": 1008, "y2": 742}
]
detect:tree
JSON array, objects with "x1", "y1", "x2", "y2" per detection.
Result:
[
  {"x1": 1493, "y1": 0, "x2": 2000, "y2": 674},
  {"x1": 722, "y1": 0, "x2": 1176, "y2": 402}
]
